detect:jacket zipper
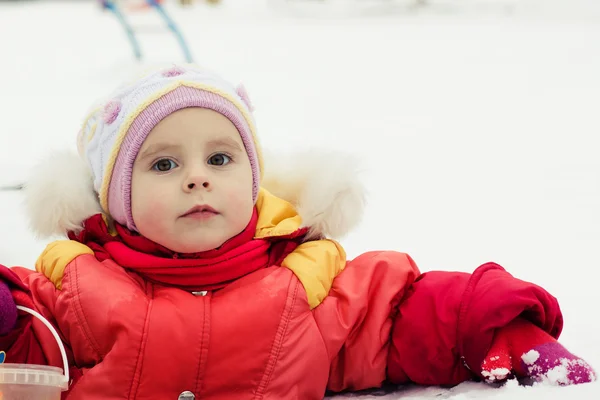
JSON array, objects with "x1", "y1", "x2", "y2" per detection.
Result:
[{"x1": 193, "y1": 291, "x2": 211, "y2": 396}]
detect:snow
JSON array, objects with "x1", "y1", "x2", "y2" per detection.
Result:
[
  {"x1": 544, "y1": 362, "x2": 570, "y2": 385},
  {"x1": 522, "y1": 350, "x2": 540, "y2": 365},
  {"x1": 481, "y1": 367, "x2": 511, "y2": 382},
  {"x1": 0, "y1": 0, "x2": 599, "y2": 398}
]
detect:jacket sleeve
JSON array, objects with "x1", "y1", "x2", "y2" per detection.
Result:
[
  {"x1": 0, "y1": 264, "x2": 65, "y2": 367},
  {"x1": 387, "y1": 262, "x2": 563, "y2": 386},
  {"x1": 0, "y1": 256, "x2": 91, "y2": 381},
  {"x1": 313, "y1": 251, "x2": 420, "y2": 393}
]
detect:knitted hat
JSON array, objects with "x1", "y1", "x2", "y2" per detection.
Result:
[{"x1": 76, "y1": 64, "x2": 263, "y2": 231}]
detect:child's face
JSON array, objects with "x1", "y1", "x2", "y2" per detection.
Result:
[{"x1": 130, "y1": 108, "x2": 254, "y2": 253}]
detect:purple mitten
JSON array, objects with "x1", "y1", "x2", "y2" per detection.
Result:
[
  {"x1": 521, "y1": 342, "x2": 597, "y2": 385},
  {"x1": 0, "y1": 281, "x2": 17, "y2": 336}
]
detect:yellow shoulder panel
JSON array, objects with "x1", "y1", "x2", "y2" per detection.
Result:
[
  {"x1": 281, "y1": 239, "x2": 346, "y2": 309},
  {"x1": 254, "y1": 188, "x2": 303, "y2": 238},
  {"x1": 35, "y1": 240, "x2": 94, "y2": 289}
]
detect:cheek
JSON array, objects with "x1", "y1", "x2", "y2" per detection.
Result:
[
  {"x1": 132, "y1": 194, "x2": 172, "y2": 233},
  {"x1": 228, "y1": 162, "x2": 254, "y2": 206},
  {"x1": 141, "y1": 201, "x2": 166, "y2": 226},
  {"x1": 223, "y1": 180, "x2": 254, "y2": 220}
]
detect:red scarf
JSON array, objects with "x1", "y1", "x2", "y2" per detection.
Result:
[{"x1": 68, "y1": 211, "x2": 305, "y2": 291}]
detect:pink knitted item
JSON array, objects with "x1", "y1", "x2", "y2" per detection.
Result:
[
  {"x1": 520, "y1": 342, "x2": 596, "y2": 385},
  {"x1": 0, "y1": 281, "x2": 17, "y2": 336}
]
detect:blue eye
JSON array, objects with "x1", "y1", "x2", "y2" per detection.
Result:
[
  {"x1": 152, "y1": 159, "x2": 178, "y2": 172},
  {"x1": 208, "y1": 153, "x2": 231, "y2": 166}
]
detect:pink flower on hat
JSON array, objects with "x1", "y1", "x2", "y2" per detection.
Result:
[
  {"x1": 162, "y1": 66, "x2": 186, "y2": 77},
  {"x1": 236, "y1": 84, "x2": 254, "y2": 112},
  {"x1": 103, "y1": 99, "x2": 122, "y2": 125}
]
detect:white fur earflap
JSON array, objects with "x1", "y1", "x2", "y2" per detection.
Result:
[
  {"x1": 24, "y1": 150, "x2": 102, "y2": 238},
  {"x1": 261, "y1": 148, "x2": 367, "y2": 240},
  {"x1": 23, "y1": 148, "x2": 366, "y2": 240}
]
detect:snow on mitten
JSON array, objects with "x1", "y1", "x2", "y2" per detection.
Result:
[{"x1": 481, "y1": 318, "x2": 596, "y2": 385}]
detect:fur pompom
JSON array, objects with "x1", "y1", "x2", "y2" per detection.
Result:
[
  {"x1": 261, "y1": 148, "x2": 367, "y2": 240},
  {"x1": 23, "y1": 150, "x2": 102, "y2": 238}
]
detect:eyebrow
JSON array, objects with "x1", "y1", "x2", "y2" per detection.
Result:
[
  {"x1": 206, "y1": 137, "x2": 244, "y2": 153},
  {"x1": 138, "y1": 143, "x2": 181, "y2": 160}
]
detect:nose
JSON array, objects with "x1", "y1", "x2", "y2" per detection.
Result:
[
  {"x1": 186, "y1": 181, "x2": 210, "y2": 190},
  {"x1": 183, "y1": 167, "x2": 212, "y2": 193}
]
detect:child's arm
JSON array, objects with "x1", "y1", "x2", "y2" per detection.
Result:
[
  {"x1": 0, "y1": 264, "x2": 57, "y2": 366},
  {"x1": 387, "y1": 262, "x2": 570, "y2": 385},
  {"x1": 313, "y1": 251, "x2": 420, "y2": 393}
]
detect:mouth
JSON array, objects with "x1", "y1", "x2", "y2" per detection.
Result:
[{"x1": 181, "y1": 205, "x2": 220, "y2": 219}]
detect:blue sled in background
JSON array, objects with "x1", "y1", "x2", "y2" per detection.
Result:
[{"x1": 99, "y1": 0, "x2": 194, "y2": 63}]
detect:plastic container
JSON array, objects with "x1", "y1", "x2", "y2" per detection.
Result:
[{"x1": 0, "y1": 306, "x2": 69, "y2": 399}]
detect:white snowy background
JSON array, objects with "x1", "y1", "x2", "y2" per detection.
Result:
[{"x1": 0, "y1": 0, "x2": 598, "y2": 398}]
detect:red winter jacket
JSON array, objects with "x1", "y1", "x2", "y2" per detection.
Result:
[{"x1": 0, "y1": 189, "x2": 563, "y2": 399}]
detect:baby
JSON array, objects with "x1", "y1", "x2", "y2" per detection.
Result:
[{"x1": 0, "y1": 64, "x2": 595, "y2": 399}]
